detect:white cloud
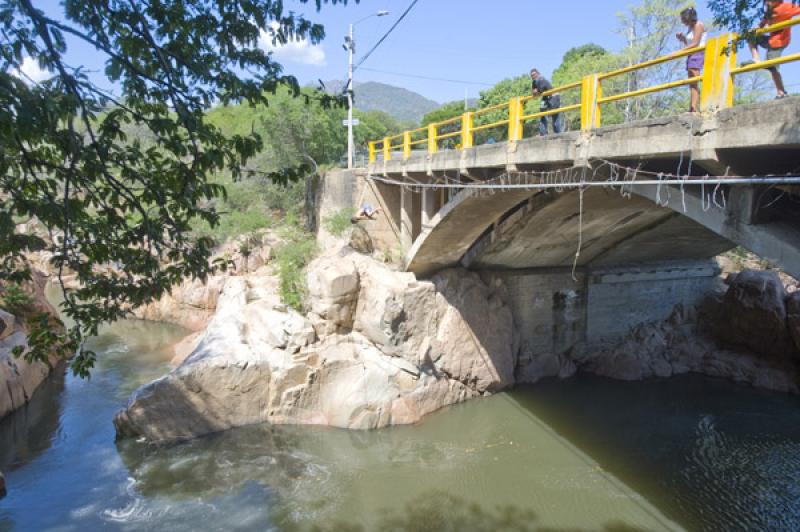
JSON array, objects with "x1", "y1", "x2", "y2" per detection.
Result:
[
  {"x1": 13, "y1": 56, "x2": 51, "y2": 84},
  {"x1": 258, "y1": 26, "x2": 326, "y2": 67}
]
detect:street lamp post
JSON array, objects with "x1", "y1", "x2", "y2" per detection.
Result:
[{"x1": 346, "y1": 10, "x2": 389, "y2": 169}]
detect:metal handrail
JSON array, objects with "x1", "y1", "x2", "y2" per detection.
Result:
[{"x1": 369, "y1": 21, "x2": 800, "y2": 164}]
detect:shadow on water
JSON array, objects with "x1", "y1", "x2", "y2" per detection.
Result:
[
  {"x1": 509, "y1": 373, "x2": 800, "y2": 531},
  {"x1": 276, "y1": 491, "x2": 649, "y2": 532}
]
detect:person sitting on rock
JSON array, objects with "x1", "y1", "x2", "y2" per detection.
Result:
[{"x1": 351, "y1": 202, "x2": 382, "y2": 223}]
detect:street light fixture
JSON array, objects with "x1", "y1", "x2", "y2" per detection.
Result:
[{"x1": 346, "y1": 10, "x2": 389, "y2": 169}]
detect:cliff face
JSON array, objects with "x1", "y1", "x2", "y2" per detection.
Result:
[{"x1": 0, "y1": 271, "x2": 65, "y2": 420}]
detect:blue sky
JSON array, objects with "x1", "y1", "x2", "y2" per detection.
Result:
[
  {"x1": 22, "y1": 1, "x2": 799, "y2": 103},
  {"x1": 271, "y1": 0, "x2": 717, "y2": 103}
]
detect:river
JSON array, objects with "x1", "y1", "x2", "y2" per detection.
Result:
[{"x1": 2, "y1": 316, "x2": 800, "y2": 531}]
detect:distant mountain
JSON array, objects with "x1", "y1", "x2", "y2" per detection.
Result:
[{"x1": 322, "y1": 80, "x2": 439, "y2": 124}]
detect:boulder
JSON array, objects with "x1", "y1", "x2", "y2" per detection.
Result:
[
  {"x1": 306, "y1": 249, "x2": 360, "y2": 329},
  {"x1": 349, "y1": 224, "x2": 374, "y2": 254},
  {"x1": 717, "y1": 269, "x2": 795, "y2": 359},
  {"x1": 788, "y1": 292, "x2": 800, "y2": 355},
  {"x1": 353, "y1": 264, "x2": 516, "y2": 392},
  {"x1": 136, "y1": 275, "x2": 225, "y2": 331},
  {"x1": 170, "y1": 331, "x2": 204, "y2": 366}
]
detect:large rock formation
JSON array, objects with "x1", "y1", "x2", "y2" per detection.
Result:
[
  {"x1": 716, "y1": 269, "x2": 797, "y2": 358},
  {"x1": 135, "y1": 231, "x2": 278, "y2": 332},
  {"x1": 114, "y1": 247, "x2": 517, "y2": 444},
  {"x1": 1, "y1": 271, "x2": 65, "y2": 420}
]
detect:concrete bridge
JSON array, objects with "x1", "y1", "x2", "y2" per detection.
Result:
[
  {"x1": 331, "y1": 99, "x2": 800, "y2": 354},
  {"x1": 373, "y1": 100, "x2": 800, "y2": 280},
  {"x1": 319, "y1": 26, "x2": 800, "y2": 357}
]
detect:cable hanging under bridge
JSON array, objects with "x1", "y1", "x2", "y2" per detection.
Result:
[{"x1": 367, "y1": 160, "x2": 800, "y2": 191}]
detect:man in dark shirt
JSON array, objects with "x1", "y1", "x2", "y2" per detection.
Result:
[{"x1": 530, "y1": 68, "x2": 563, "y2": 136}]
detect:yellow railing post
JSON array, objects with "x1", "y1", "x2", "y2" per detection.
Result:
[
  {"x1": 461, "y1": 112, "x2": 474, "y2": 149},
  {"x1": 368, "y1": 141, "x2": 376, "y2": 164},
  {"x1": 403, "y1": 131, "x2": 412, "y2": 159},
  {"x1": 581, "y1": 74, "x2": 602, "y2": 131},
  {"x1": 508, "y1": 97, "x2": 523, "y2": 142},
  {"x1": 701, "y1": 33, "x2": 736, "y2": 112},
  {"x1": 428, "y1": 124, "x2": 438, "y2": 154},
  {"x1": 383, "y1": 137, "x2": 391, "y2": 162}
]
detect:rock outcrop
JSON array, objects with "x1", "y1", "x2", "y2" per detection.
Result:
[
  {"x1": 135, "y1": 231, "x2": 279, "y2": 332},
  {"x1": 715, "y1": 269, "x2": 797, "y2": 359},
  {"x1": 115, "y1": 247, "x2": 517, "y2": 443},
  {"x1": 575, "y1": 270, "x2": 800, "y2": 394},
  {"x1": 1, "y1": 271, "x2": 65, "y2": 420}
]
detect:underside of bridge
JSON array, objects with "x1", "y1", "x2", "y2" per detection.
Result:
[{"x1": 358, "y1": 98, "x2": 800, "y2": 357}]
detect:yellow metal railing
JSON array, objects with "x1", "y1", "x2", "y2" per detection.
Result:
[{"x1": 369, "y1": 19, "x2": 800, "y2": 163}]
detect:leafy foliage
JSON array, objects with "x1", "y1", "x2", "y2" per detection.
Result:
[
  {"x1": 421, "y1": 100, "x2": 473, "y2": 127},
  {"x1": 323, "y1": 208, "x2": 355, "y2": 237},
  {"x1": 274, "y1": 224, "x2": 317, "y2": 311},
  {"x1": 0, "y1": 0, "x2": 350, "y2": 376},
  {"x1": 709, "y1": 0, "x2": 800, "y2": 37},
  {"x1": 0, "y1": 283, "x2": 34, "y2": 317}
]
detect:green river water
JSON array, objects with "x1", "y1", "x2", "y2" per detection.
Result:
[{"x1": 1, "y1": 316, "x2": 800, "y2": 531}]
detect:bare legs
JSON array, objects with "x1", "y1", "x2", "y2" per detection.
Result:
[
  {"x1": 747, "y1": 43, "x2": 787, "y2": 97},
  {"x1": 688, "y1": 68, "x2": 700, "y2": 112}
]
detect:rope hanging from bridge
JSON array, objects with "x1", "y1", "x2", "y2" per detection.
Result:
[
  {"x1": 367, "y1": 161, "x2": 800, "y2": 192},
  {"x1": 368, "y1": 160, "x2": 800, "y2": 282}
]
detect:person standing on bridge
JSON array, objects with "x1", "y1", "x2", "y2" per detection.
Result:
[
  {"x1": 675, "y1": 7, "x2": 706, "y2": 113},
  {"x1": 741, "y1": 0, "x2": 800, "y2": 99},
  {"x1": 530, "y1": 69, "x2": 563, "y2": 136}
]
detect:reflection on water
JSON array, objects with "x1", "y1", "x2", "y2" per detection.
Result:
[{"x1": 1, "y1": 316, "x2": 800, "y2": 531}]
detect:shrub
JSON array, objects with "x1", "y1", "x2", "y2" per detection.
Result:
[
  {"x1": 274, "y1": 231, "x2": 317, "y2": 311},
  {"x1": 0, "y1": 283, "x2": 36, "y2": 318},
  {"x1": 323, "y1": 208, "x2": 355, "y2": 237}
]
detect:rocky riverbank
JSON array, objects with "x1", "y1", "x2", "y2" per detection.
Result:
[
  {"x1": 576, "y1": 269, "x2": 800, "y2": 392},
  {"x1": 0, "y1": 271, "x2": 65, "y2": 420},
  {"x1": 114, "y1": 228, "x2": 800, "y2": 444},
  {"x1": 114, "y1": 245, "x2": 516, "y2": 443}
]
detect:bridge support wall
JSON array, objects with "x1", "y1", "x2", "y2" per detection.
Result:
[
  {"x1": 315, "y1": 169, "x2": 405, "y2": 252},
  {"x1": 486, "y1": 260, "x2": 719, "y2": 358}
]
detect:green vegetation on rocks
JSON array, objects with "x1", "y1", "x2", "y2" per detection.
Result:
[{"x1": 323, "y1": 208, "x2": 355, "y2": 237}]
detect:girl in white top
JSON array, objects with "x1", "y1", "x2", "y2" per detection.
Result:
[{"x1": 676, "y1": 7, "x2": 706, "y2": 113}]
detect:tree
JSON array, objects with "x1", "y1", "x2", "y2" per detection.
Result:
[
  {"x1": 421, "y1": 100, "x2": 472, "y2": 128},
  {"x1": 552, "y1": 44, "x2": 625, "y2": 130},
  {"x1": 614, "y1": 0, "x2": 694, "y2": 121},
  {"x1": 0, "y1": 0, "x2": 349, "y2": 376},
  {"x1": 709, "y1": 0, "x2": 800, "y2": 36}
]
